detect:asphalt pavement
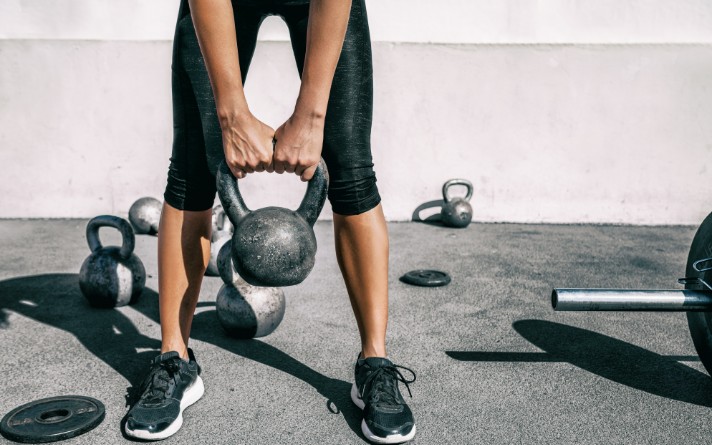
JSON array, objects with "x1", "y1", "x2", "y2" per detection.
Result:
[{"x1": 0, "y1": 219, "x2": 709, "y2": 444}]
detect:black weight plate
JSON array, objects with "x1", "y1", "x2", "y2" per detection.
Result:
[
  {"x1": 0, "y1": 395, "x2": 105, "y2": 443},
  {"x1": 686, "y1": 211, "x2": 712, "y2": 377},
  {"x1": 400, "y1": 269, "x2": 451, "y2": 287}
]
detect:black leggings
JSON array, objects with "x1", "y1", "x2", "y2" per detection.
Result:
[{"x1": 165, "y1": 0, "x2": 380, "y2": 216}]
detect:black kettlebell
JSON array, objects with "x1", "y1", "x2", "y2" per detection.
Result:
[
  {"x1": 79, "y1": 215, "x2": 146, "y2": 307},
  {"x1": 441, "y1": 179, "x2": 473, "y2": 228},
  {"x1": 206, "y1": 205, "x2": 233, "y2": 277},
  {"x1": 215, "y1": 241, "x2": 286, "y2": 338},
  {"x1": 216, "y1": 159, "x2": 329, "y2": 287}
]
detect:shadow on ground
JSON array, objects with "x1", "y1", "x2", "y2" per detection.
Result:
[
  {"x1": 446, "y1": 319, "x2": 712, "y2": 408},
  {"x1": 0, "y1": 273, "x2": 161, "y2": 397},
  {"x1": 0, "y1": 273, "x2": 364, "y2": 440},
  {"x1": 189, "y1": 310, "x2": 363, "y2": 437}
]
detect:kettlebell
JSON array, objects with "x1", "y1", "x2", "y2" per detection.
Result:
[
  {"x1": 215, "y1": 241, "x2": 286, "y2": 338},
  {"x1": 128, "y1": 197, "x2": 162, "y2": 235},
  {"x1": 206, "y1": 205, "x2": 233, "y2": 277},
  {"x1": 216, "y1": 159, "x2": 329, "y2": 287},
  {"x1": 441, "y1": 179, "x2": 473, "y2": 228},
  {"x1": 79, "y1": 215, "x2": 146, "y2": 308}
]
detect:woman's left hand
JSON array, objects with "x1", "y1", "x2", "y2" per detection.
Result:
[{"x1": 273, "y1": 111, "x2": 325, "y2": 181}]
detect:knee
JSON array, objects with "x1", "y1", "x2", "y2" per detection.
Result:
[
  {"x1": 164, "y1": 164, "x2": 216, "y2": 212},
  {"x1": 327, "y1": 167, "x2": 381, "y2": 216}
]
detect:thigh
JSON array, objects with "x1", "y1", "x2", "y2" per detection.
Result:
[
  {"x1": 165, "y1": 60, "x2": 216, "y2": 211},
  {"x1": 171, "y1": 1, "x2": 266, "y2": 176},
  {"x1": 282, "y1": 0, "x2": 375, "y2": 179}
]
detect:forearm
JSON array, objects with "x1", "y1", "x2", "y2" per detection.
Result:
[
  {"x1": 296, "y1": 0, "x2": 352, "y2": 118},
  {"x1": 188, "y1": 0, "x2": 249, "y2": 125}
]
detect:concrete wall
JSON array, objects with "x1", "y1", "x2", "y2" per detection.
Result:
[{"x1": 1, "y1": 0, "x2": 711, "y2": 224}]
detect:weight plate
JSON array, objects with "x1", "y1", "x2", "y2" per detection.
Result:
[
  {"x1": 0, "y1": 395, "x2": 105, "y2": 443},
  {"x1": 686, "y1": 211, "x2": 712, "y2": 377},
  {"x1": 400, "y1": 269, "x2": 451, "y2": 287}
]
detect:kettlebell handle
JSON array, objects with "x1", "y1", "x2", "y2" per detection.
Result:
[
  {"x1": 86, "y1": 215, "x2": 136, "y2": 259},
  {"x1": 442, "y1": 179, "x2": 473, "y2": 203},
  {"x1": 216, "y1": 159, "x2": 329, "y2": 227},
  {"x1": 216, "y1": 162, "x2": 252, "y2": 225},
  {"x1": 296, "y1": 158, "x2": 329, "y2": 226}
]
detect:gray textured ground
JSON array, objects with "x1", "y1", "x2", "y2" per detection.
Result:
[{"x1": 0, "y1": 220, "x2": 710, "y2": 444}]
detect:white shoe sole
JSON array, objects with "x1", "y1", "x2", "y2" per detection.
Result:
[
  {"x1": 350, "y1": 382, "x2": 416, "y2": 444},
  {"x1": 125, "y1": 375, "x2": 205, "y2": 441}
]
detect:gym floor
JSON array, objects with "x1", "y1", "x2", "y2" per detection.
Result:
[{"x1": 0, "y1": 220, "x2": 709, "y2": 444}]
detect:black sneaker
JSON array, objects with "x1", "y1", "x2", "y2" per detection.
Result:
[
  {"x1": 350, "y1": 356, "x2": 417, "y2": 444},
  {"x1": 125, "y1": 349, "x2": 204, "y2": 440}
]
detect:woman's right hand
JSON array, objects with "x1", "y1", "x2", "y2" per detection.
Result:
[{"x1": 220, "y1": 111, "x2": 275, "y2": 179}]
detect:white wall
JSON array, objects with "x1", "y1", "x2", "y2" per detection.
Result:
[
  {"x1": 3, "y1": 0, "x2": 712, "y2": 43},
  {"x1": 1, "y1": 1, "x2": 711, "y2": 224}
]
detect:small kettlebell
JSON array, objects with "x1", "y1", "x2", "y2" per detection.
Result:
[
  {"x1": 216, "y1": 159, "x2": 329, "y2": 287},
  {"x1": 206, "y1": 205, "x2": 233, "y2": 277},
  {"x1": 441, "y1": 179, "x2": 473, "y2": 228},
  {"x1": 79, "y1": 215, "x2": 146, "y2": 308},
  {"x1": 215, "y1": 241, "x2": 286, "y2": 338},
  {"x1": 128, "y1": 197, "x2": 162, "y2": 235}
]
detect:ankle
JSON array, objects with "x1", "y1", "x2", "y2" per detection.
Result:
[
  {"x1": 161, "y1": 343, "x2": 189, "y2": 361},
  {"x1": 361, "y1": 345, "x2": 387, "y2": 359}
]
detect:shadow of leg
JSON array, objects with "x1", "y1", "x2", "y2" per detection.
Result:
[
  {"x1": 0, "y1": 273, "x2": 163, "y2": 417},
  {"x1": 189, "y1": 310, "x2": 365, "y2": 439}
]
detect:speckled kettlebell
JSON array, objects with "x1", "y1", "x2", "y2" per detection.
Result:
[
  {"x1": 128, "y1": 197, "x2": 162, "y2": 235},
  {"x1": 215, "y1": 241, "x2": 286, "y2": 338},
  {"x1": 79, "y1": 215, "x2": 146, "y2": 308},
  {"x1": 441, "y1": 179, "x2": 473, "y2": 228},
  {"x1": 216, "y1": 159, "x2": 329, "y2": 287},
  {"x1": 206, "y1": 205, "x2": 233, "y2": 277}
]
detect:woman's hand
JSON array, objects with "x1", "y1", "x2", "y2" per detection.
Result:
[
  {"x1": 221, "y1": 111, "x2": 275, "y2": 179},
  {"x1": 273, "y1": 111, "x2": 325, "y2": 181}
]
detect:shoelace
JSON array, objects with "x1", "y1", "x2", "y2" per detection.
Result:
[
  {"x1": 139, "y1": 359, "x2": 181, "y2": 404},
  {"x1": 363, "y1": 364, "x2": 416, "y2": 406}
]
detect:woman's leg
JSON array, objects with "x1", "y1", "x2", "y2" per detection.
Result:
[
  {"x1": 333, "y1": 205, "x2": 388, "y2": 358},
  {"x1": 157, "y1": 204, "x2": 212, "y2": 359},
  {"x1": 282, "y1": 0, "x2": 385, "y2": 358},
  {"x1": 283, "y1": 2, "x2": 416, "y2": 442},
  {"x1": 159, "y1": 2, "x2": 266, "y2": 359},
  {"x1": 125, "y1": 3, "x2": 268, "y2": 440}
]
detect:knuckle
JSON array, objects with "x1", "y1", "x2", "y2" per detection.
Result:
[
  {"x1": 301, "y1": 156, "x2": 319, "y2": 167},
  {"x1": 227, "y1": 155, "x2": 244, "y2": 167}
]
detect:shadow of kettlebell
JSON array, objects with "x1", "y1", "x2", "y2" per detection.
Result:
[{"x1": 411, "y1": 200, "x2": 447, "y2": 227}]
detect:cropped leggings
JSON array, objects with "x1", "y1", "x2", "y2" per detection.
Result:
[{"x1": 165, "y1": 0, "x2": 380, "y2": 216}]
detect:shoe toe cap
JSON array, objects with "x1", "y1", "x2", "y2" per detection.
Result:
[
  {"x1": 364, "y1": 405, "x2": 415, "y2": 437},
  {"x1": 365, "y1": 418, "x2": 415, "y2": 438},
  {"x1": 126, "y1": 415, "x2": 173, "y2": 434}
]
